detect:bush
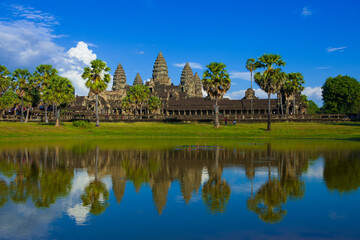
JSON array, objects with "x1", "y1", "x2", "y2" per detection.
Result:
[{"x1": 72, "y1": 120, "x2": 91, "y2": 128}]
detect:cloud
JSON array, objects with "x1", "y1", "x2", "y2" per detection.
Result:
[
  {"x1": 302, "y1": 86, "x2": 322, "y2": 101},
  {"x1": 225, "y1": 88, "x2": 275, "y2": 99},
  {"x1": 315, "y1": 66, "x2": 331, "y2": 70},
  {"x1": 135, "y1": 50, "x2": 145, "y2": 54},
  {"x1": 326, "y1": 46, "x2": 347, "y2": 52},
  {"x1": 0, "y1": 5, "x2": 99, "y2": 96},
  {"x1": 173, "y1": 62, "x2": 204, "y2": 70},
  {"x1": 302, "y1": 7, "x2": 312, "y2": 16},
  {"x1": 229, "y1": 71, "x2": 251, "y2": 81},
  {"x1": 10, "y1": 4, "x2": 58, "y2": 25}
]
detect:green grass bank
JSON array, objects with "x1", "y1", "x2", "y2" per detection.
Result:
[{"x1": 0, "y1": 121, "x2": 359, "y2": 141}]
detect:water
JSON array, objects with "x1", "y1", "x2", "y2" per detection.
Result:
[{"x1": 0, "y1": 139, "x2": 359, "y2": 240}]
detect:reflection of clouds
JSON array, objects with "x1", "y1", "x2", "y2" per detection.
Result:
[
  {"x1": 67, "y1": 204, "x2": 90, "y2": 225},
  {"x1": 0, "y1": 170, "x2": 104, "y2": 239},
  {"x1": 304, "y1": 158, "x2": 324, "y2": 180},
  {"x1": 201, "y1": 167, "x2": 209, "y2": 185},
  {"x1": 329, "y1": 211, "x2": 345, "y2": 220}
]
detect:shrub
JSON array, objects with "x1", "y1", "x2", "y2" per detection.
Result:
[{"x1": 72, "y1": 120, "x2": 91, "y2": 128}]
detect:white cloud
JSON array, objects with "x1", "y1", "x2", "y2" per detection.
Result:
[
  {"x1": 302, "y1": 7, "x2": 312, "y2": 16},
  {"x1": 302, "y1": 86, "x2": 322, "y2": 102},
  {"x1": 135, "y1": 50, "x2": 145, "y2": 54},
  {"x1": 229, "y1": 71, "x2": 251, "y2": 81},
  {"x1": 0, "y1": 5, "x2": 99, "y2": 96},
  {"x1": 225, "y1": 88, "x2": 275, "y2": 99},
  {"x1": 315, "y1": 66, "x2": 331, "y2": 70},
  {"x1": 11, "y1": 4, "x2": 58, "y2": 25},
  {"x1": 173, "y1": 62, "x2": 204, "y2": 70},
  {"x1": 326, "y1": 46, "x2": 347, "y2": 52}
]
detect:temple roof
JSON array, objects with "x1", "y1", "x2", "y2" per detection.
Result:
[
  {"x1": 152, "y1": 52, "x2": 170, "y2": 85},
  {"x1": 180, "y1": 62, "x2": 194, "y2": 86},
  {"x1": 112, "y1": 64, "x2": 126, "y2": 91},
  {"x1": 133, "y1": 73, "x2": 143, "y2": 85}
]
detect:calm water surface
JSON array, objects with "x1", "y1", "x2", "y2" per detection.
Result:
[{"x1": 0, "y1": 139, "x2": 359, "y2": 240}]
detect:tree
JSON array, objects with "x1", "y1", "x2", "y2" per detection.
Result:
[
  {"x1": 254, "y1": 54, "x2": 286, "y2": 131},
  {"x1": 34, "y1": 65, "x2": 58, "y2": 123},
  {"x1": 12, "y1": 69, "x2": 32, "y2": 123},
  {"x1": 126, "y1": 84, "x2": 150, "y2": 119},
  {"x1": 246, "y1": 58, "x2": 260, "y2": 114},
  {"x1": 148, "y1": 96, "x2": 161, "y2": 113},
  {"x1": 82, "y1": 59, "x2": 111, "y2": 127},
  {"x1": 284, "y1": 73, "x2": 305, "y2": 114},
  {"x1": 44, "y1": 75, "x2": 75, "y2": 127},
  {"x1": 0, "y1": 65, "x2": 17, "y2": 114},
  {"x1": 322, "y1": 75, "x2": 360, "y2": 113},
  {"x1": 307, "y1": 100, "x2": 319, "y2": 114},
  {"x1": 0, "y1": 91, "x2": 19, "y2": 114},
  {"x1": 202, "y1": 62, "x2": 231, "y2": 128}
]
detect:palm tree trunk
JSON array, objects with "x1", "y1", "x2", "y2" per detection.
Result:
[
  {"x1": 140, "y1": 104, "x2": 142, "y2": 119},
  {"x1": 20, "y1": 99, "x2": 24, "y2": 123},
  {"x1": 279, "y1": 92, "x2": 284, "y2": 114},
  {"x1": 55, "y1": 105, "x2": 60, "y2": 127},
  {"x1": 96, "y1": 94, "x2": 100, "y2": 127},
  {"x1": 251, "y1": 71, "x2": 253, "y2": 114},
  {"x1": 267, "y1": 93, "x2": 271, "y2": 131},
  {"x1": 25, "y1": 107, "x2": 30, "y2": 123},
  {"x1": 214, "y1": 97, "x2": 219, "y2": 128},
  {"x1": 286, "y1": 98, "x2": 289, "y2": 114},
  {"x1": 45, "y1": 104, "x2": 48, "y2": 123},
  {"x1": 293, "y1": 94, "x2": 296, "y2": 115}
]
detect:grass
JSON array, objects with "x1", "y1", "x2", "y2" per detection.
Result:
[{"x1": 0, "y1": 121, "x2": 359, "y2": 141}]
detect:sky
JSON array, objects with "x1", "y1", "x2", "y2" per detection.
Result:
[{"x1": 1, "y1": 0, "x2": 359, "y2": 106}]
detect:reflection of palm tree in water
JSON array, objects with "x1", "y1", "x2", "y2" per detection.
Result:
[
  {"x1": 202, "y1": 147, "x2": 231, "y2": 214},
  {"x1": 81, "y1": 146, "x2": 109, "y2": 215},
  {"x1": 247, "y1": 144, "x2": 305, "y2": 223}
]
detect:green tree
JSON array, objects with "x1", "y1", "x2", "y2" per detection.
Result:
[
  {"x1": 148, "y1": 96, "x2": 161, "y2": 113},
  {"x1": 284, "y1": 73, "x2": 305, "y2": 114},
  {"x1": 126, "y1": 84, "x2": 151, "y2": 119},
  {"x1": 246, "y1": 58, "x2": 260, "y2": 114},
  {"x1": 0, "y1": 91, "x2": 19, "y2": 114},
  {"x1": 0, "y1": 65, "x2": 17, "y2": 114},
  {"x1": 34, "y1": 65, "x2": 58, "y2": 123},
  {"x1": 202, "y1": 62, "x2": 231, "y2": 128},
  {"x1": 202, "y1": 176, "x2": 231, "y2": 214},
  {"x1": 322, "y1": 75, "x2": 360, "y2": 113},
  {"x1": 12, "y1": 69, "x2": 32, "y2": 122},
  {"x1": 121, "y1": 96, "x2": 133, "y2": 114},
  {"x1": 254, "y1": 54, "x2": 286, "y2": 131},
  {"x1": 307, "y1": 100, "x2": 319, "y2": 114},
  {"x1": 44, "y1": 75, "x2": 75, "y2": 127},
  {"x1": 82, "y1": 59, "x2": 111, "y2": 127}
]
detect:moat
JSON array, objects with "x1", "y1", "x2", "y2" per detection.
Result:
[{"x1": 0, "y1": 139, "x2": 359, "y2": 240}]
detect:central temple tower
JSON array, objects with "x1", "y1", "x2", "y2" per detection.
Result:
[{"x1": 151, "y1": 52, "x2": 171, "y2": 85}]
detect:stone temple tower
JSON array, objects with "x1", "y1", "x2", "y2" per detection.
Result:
[
  {"x1": 133, "y1": 73, "x2": 143, "y2": 85},
  {"x1": 151, "y1": 52, "x2": 171, "y2": 85},
  {"x1": 193, "y1": 72, "x2": 203, "y2": 97},
  {"x1": 112, "y1": 64, "x2": 127, "y2": 91},
  {"x1": 180, "y1": 62, "x2": 194, "y2": 95}
]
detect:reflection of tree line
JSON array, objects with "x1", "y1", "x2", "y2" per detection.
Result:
[{"x1": 0, "y1": 145, "x2": 359, "y2": 223}]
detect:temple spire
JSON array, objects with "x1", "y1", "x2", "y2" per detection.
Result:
[
  {"x1": 194, "y1": 72, "x2": 203, "y2": 97},
  {"x1": 112, "y1": 64, "x2": 127, "y2": 91},
  {"x1": 133, "y1": 73, "x2": 143, "y2": 85},
  {"x1": 152, "y1": 52, "x2": 171, "y2": 85}
]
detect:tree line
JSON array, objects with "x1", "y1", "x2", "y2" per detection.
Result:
[
  {"x1": 202, "y1": 53, "x2": 360, "y2": 130},
  {"x1": 0, "y1": 64, "x2": 75, "y2": 126}
]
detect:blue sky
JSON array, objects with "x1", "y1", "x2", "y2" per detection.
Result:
[{"x1": 1, "y1": 0, "x2": 359, "y2": 106}]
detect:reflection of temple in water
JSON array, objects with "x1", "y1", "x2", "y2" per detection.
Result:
[{"x1": 0, "y1": 144, "x2": 359, "y2": 221}]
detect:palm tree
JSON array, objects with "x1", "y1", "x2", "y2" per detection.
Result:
[
  {"x1": 44, "y1": 75, "x2": 75, "y2": 127},
  {"x1": 0, "y1": 65, "x2": 13, "y2": 94},
  {"x1": 202, "y1": 62, "x2": 231, "y2": 128},
  {"x1": 34, "y1": 65, "x2": 58, "y2": 123},
  {"x1": 246, "y1": 58, "x2": 260, "y2": 114},
  {"x1": 12, "y1": 69, "x2": 31, "y2": 123},
  {"x1": 82, "y1": 59, "x2": 111, "y2": 127},
  {"x1": 285, "y1": 73, "x2": 305, "y2": 115},
  {"x1": 148, "y1": 96, "x2": 161, "y2": 114},
  {"x1": 254, "y1": 54, "x2": 286, "y2": 131},
  {"x1": 127, "y1": 84, "x2": 150, "y2": 119}
]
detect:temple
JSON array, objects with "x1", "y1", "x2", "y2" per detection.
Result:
[{"x1": 73, "y1": 52, "x2": 307, "y2": 118}]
